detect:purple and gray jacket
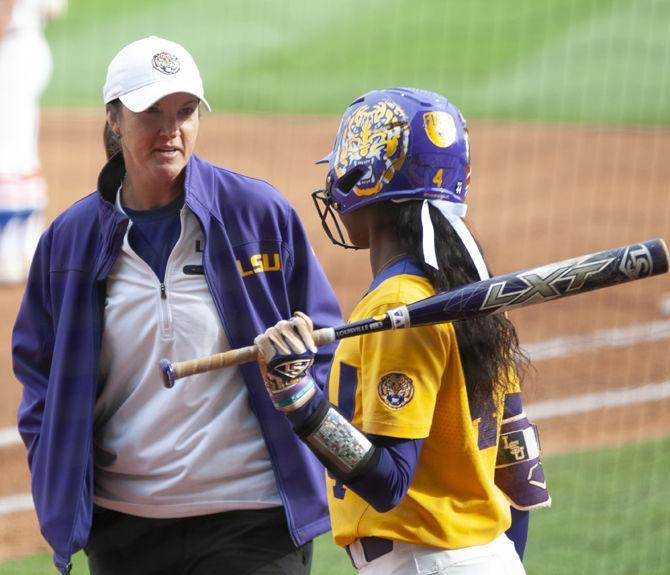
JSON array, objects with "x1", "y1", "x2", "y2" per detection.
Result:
[{"x1": 12, "y1": 153, "x2": 343, "y2": 573}]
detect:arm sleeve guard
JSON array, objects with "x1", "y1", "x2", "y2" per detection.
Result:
[
  {"x1": 287, "y1": 389, "x2": 423, "y2": 511},
  {"x1": 495, "y1": 394, "x2": 552, "y2": 511},
  {"x1": 294, "y1": 400, "x2": 378, "y2": 482}
]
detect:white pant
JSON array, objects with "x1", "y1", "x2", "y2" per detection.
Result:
[{"x1": 349, "y1": 534, "x2": 526, "y2": 575}]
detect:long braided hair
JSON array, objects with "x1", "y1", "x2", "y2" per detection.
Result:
[{"x1": 384, "y1": 201, "x2": 529, "y2": 417}]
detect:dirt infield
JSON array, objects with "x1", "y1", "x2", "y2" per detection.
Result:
[{"x1": 1, "y1": 110, "x2": 669, "y2": 561}]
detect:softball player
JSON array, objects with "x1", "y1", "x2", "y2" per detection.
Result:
[
  {"x1": 255, "y1": 88, "x2": 550, "y2": 574},
  {"x1": 0, "y1": 0, "x2": 66, "y2": 283}
]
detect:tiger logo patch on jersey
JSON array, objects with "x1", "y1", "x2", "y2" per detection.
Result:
[{"x1": 378, "y1": 372, "x2": 414, "y2": 409}]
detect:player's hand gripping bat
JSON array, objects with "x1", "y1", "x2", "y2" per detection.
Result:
[{"x1": 160, "y1": 238, "x2": 668, "y2": 388}]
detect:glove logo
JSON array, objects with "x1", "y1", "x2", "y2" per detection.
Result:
[
  {"x1": 273, "y1": 358, "x2": 313, "y2": 382},
  {"x1": 152, "y1": 52, "x2": 180, "y2": 75},
  {"x1": 378, "y1": 372, "x2": 414, "y2": 409}
]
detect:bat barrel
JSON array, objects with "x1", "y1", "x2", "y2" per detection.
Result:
[{"x1": 406, "y1": 238, "x2": 669, "y2": 327}]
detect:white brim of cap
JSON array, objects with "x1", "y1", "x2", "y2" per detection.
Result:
[{"x1": 118, "y1": 81, "x2": 211, "y2": 113}]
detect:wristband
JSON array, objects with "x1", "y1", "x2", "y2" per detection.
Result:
[{"x1": 270, "y1": 376, "x2": 317, "y2": 412}]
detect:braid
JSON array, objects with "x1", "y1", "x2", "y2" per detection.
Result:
[{"x1": 385, "y1": 201, "x2": 529, "y2": 416}]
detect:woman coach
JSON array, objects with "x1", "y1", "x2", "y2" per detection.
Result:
[{"x1": 12, "y1": 36, "x2": 342, "y2": 575}]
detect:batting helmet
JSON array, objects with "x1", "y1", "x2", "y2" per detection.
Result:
[{"x1": 314, "y1": 87, "x2": 471, "y2": 216}]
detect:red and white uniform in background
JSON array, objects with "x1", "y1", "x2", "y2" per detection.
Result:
[{"x1": 0, "y1": 0, "x2": 66, "y2": 283}]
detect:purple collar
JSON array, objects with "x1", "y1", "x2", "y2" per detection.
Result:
[{"x1": 369, "y1": 256, "x2": 427, "y2": 292}]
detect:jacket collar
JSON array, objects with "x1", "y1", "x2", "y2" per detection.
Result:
[
  {"x1": 97, "y1": 152, "x2": 210, "y2": 201},
  {"x1": 97, "y1": 152, "x2": 214, "y2": 220},
  {"x1": 94, "y1": 153, "x2": 215, "y2": 278},
  {"x1": 97, "y1": 151, "x2": 125, "y2": 204}
]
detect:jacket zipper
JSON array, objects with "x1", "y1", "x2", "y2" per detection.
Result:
[
  {"x1": 159, "y1": 281, "x2": 172, "y2": 337},
  {"x1": 188, "y1": 205, "x2": 300, "y2": 546}
]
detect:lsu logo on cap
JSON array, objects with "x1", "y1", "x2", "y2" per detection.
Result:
[
  {"x1": 423, "y1": 111, "x2": 457, "y2": 148},
  {"x1": 152, "y1": 52, "x2": 180, "y2": 75},
  {"x1": 378, "y1": 372, "x2": 414, "y2": 409}
]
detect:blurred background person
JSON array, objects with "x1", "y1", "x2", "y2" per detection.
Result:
[{"x1": 0, "y1": 0, "x2": 67, "y2": 284}]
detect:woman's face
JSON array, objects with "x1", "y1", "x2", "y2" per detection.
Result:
[{"x1": 107, "y1": 92, "x2": 200, "y2": 188}]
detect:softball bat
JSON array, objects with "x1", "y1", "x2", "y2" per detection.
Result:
[{"x1": 160, "y1": 238, "x2": 668, "y2": 388}]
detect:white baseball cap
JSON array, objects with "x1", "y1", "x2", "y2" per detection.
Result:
[{"x1": 103, "y1": 36, "x2": 211, "y2": 112}]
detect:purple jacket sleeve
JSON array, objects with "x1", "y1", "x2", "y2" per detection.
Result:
[{"x1": 13, "y1": 229, "x2": 54, "y2": 465}]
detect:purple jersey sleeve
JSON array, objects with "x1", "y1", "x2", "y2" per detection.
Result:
[
  {"x1": 506, "y1": 507, "x2": 529, "y2": 560},
  {"x1": 346, "y1": 434, "x2": 424, "y2": 512}
]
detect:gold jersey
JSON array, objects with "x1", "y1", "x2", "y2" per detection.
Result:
[{"x1": 326, "y1": 261, "x2": 512, "y2": 549}]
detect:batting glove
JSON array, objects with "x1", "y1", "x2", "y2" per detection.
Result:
[{"x1": 255, "y1": 312, "x2": 318, "y2": 412}]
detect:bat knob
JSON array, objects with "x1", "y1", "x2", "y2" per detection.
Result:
[{"x1": 160, "y1": 358, "x2": 176, "y2": 388}]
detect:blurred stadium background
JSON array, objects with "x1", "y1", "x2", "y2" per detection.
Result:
[{"x1": 1, "y1": 0, "x2": 669, "y2": 573}]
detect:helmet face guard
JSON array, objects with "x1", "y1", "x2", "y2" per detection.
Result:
[
  {"x1": 311, "y1": 178, "x2": 361, "y2": 250},
  {"x1": 314, "y1": 87, "x2": 471, "y2": 248}
]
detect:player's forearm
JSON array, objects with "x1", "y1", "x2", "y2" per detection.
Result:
[{"x1": 286, "y1": 391, "x2": 423, "y2": 512}]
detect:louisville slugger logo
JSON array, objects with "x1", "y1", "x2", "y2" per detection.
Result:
[
  {"x1": 619, "y1": 243, "x2": 654, "y2": 280},
  {"x1": 479, "y1": 257, "x2": 613, "y2": 311},
  {"x1": 335, "y1": 320, "x2": 384, "y2": 338}
]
